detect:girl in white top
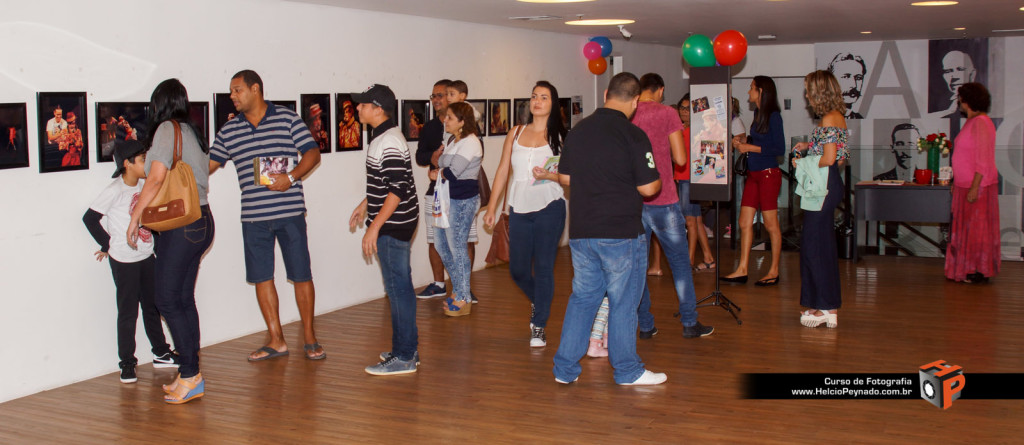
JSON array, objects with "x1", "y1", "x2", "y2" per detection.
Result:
[{"x1": 484, "y1": 81, "x2": 567, "y2": 347}]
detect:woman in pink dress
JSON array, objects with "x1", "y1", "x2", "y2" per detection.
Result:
[{"x1": 945, "y1": 82, "x2": 1000, "y2": 283}]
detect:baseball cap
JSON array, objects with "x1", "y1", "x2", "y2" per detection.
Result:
[
  {"x1": 112, "y1": 139, "x2": 147, "y2": 178},
  {"x1": 351, "y1": 84, "x2": 396, "y2": 114}
]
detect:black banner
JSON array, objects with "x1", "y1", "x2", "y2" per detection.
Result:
[{"x1": 743, "y1": 373, "x2": 1024, "y2": 400}]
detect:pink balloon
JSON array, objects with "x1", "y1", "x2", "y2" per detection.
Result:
[{"x1": 583, "y1": 41, "x2": 602, "y2": 60}]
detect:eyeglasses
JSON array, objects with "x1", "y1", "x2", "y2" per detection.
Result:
[{"x1": 429, "y1": 94, "x2": 445, "y2": 99}]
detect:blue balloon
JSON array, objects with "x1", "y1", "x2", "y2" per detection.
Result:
[{"x1": 590, "y1": 36, "x2": 613, "y2": 57}]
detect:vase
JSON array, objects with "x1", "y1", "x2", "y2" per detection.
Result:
[{"x1": 927, "y1": 146, "x2": 940, "y2": 178}]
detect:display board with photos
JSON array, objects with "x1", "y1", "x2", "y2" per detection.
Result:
[
  {"x1": 300, "y1": 94, "x2": 331, "y2": 153},
  {"x1": 37, "y1": 92, "x2": 88, "y2": 173},
  {"x1": 0, "y1": 103, "x2": 29, "y2": 170},
  {"x1": 688, "y1": 66, "x2": 733, "y2": 202}
]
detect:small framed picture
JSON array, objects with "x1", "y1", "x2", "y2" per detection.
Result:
[
  {"x1": 301, "y1": 94, "x2": 332, "y2": 153},
  {"x1": 335, "y1": 93, "x2": 363, "y2": 152},
  {"x1": 513, "y1": 98, "x2": 531, "y2": 127},
  {"x1": 401, "y1": 100, "x2": 428, "y2": 141},
  {"x1": 37, "y1": 92, "x2": 88, "y2": 173},
  {"x1": 95, "y1": 102, "x2": 147, "y2": 163},
  {"x1": 0, "y1": 103, "x2": 30, "y2": 170},
  {"x1": 559, "y1": 97, "x2": 572, "y2": 130},
  {"x1": 465, "y1": 99, "x2": 487, "y2": 136},
  {"x1": 487, "y1": 99, "x2": 510, "y2": 136},
  {"x1": 189, "y1": 102, "x2": 210, "y2": 143},
  {"x1": 273, "y1": 100, "x2": 297, "y2": 112},
  {"x1": 213, "y1": 93, "x2": 235, "y2": 135}
]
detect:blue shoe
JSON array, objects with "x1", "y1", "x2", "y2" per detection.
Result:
[
  {"x1": 365, "y1": 355, "x2": 417, "y2": 375},
  {"x1": 379, "y1": 351, "x2": 421, "y2": 365},
  {"x1": 417, "y1": 283, "x2": 447, "y2": 299},
  {"x1": 443, "y1": 298, "x2": 472, "y2": 317},
  {"x1": 164, "y1": 374, "x2": 204, "y2": 404}
]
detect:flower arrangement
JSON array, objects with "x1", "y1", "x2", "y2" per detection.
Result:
[{"x1": 918, "y1": 133, "x2": 951, "y2": 154}]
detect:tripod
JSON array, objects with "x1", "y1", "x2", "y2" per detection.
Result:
[{"x1": 697, "y1": 201, "x2": 742, "y2": 325}]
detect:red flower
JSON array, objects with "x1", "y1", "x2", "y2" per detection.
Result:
[
  {"x1": 927, "y1": 134, "x2": 937, "y2": 142},
  {"x1": 939, "y1": 133, "x2": 947, "y2": 138}
]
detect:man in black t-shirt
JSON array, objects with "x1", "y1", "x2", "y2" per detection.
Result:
[
  {"x1": 552, "y1": 72, "x2": 667, "y2": 386},
  {"x1": 415, "y1": 79, "x2": 451, "y2": 298}
]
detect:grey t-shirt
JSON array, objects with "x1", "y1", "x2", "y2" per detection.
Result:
[{"x1": 145, "y1": 121, "x2": 210, "y2": 205}]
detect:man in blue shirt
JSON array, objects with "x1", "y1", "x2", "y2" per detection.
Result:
[{"x1": 209, "y1": 70, "x2": 325, "y2": 362}]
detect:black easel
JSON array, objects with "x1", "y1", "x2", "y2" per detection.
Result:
[{"x1": 697, "y1": 201, "x2": 742, "y2": 325}]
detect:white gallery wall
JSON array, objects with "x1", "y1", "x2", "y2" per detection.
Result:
[{"x1": 0, "y1": 0, "x2": 687, "y2": 402}]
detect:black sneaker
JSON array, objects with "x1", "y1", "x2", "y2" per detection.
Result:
[
  {"x1": 153, "y1": 351, "x2": 180, "y2": 369},
  {"x1": 639, "y1": 327, "x2": 658, "y2": 339},
  {"x1": 379, "y1": 351, "x2": 421, "y2": 365},
  {"x1": 683, "y1": 321, "x2": 714, "y2": 338},
  {"x1": 119, "y1": 363, "x2": 137, "y2": 384},
  {"x1": 471, "y1": 292, "x2": 479, "y2": 304}
]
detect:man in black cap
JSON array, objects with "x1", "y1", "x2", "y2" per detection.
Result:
[{"x1": 348, "y1": 84, "x2": 421, "y2": 375}]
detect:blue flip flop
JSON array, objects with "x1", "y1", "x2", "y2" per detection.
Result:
[{"x1": 247, "y1": 346, "x2": 289, "y2": 362}]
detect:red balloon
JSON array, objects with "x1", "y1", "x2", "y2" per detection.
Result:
[
  {"x1": 588, "y1": 57, "x2": 607, "y2": 75},
  {"x1": 583, "y1": 41, "x2": 602, "y2": 60},
  {"x1": 713, "y1": 30, "x2": 748, "y2": 66}
]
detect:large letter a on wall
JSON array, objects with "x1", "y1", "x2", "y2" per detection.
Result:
[{"x1": 860, "y1": 41, "x2": 920, "y2": 118}]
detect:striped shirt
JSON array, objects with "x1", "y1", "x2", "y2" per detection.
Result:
[
  {"x1": 366, "y1": 122, "x2": 419, "y2": 241},
  {"x1": 210, "y1": 103, "x2": 318, "y2": 222}
]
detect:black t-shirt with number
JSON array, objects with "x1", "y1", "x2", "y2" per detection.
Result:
[{"x1": 560, "y1": 107, "x2": 659, "y2": 239}]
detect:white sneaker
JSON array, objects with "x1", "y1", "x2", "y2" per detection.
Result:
[
  {"x1": 619, "y1": 370, "x2": 667, "y2": 386},
  {"x1": 529, "y1": 325, "x2": 547, "y2": 347},
  {"x1": 555, "y1": 375, "x2": 579, "y2": 384}
]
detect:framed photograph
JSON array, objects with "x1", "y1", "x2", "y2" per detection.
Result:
[
  {"x1": 466, "y1": 99, "x2": 487, "y2": 136},
  {"x1": 95, "y1": 102, "x2": 147, "y2": 163},
  {"x1": 0, "y1": 103, "x2": 30, "y2": 170},
  {"x1": 335, "y1": 93, "x2": 363, "y2": 152},
  {"x1": 559, "y1": 97, "x2": 572, "y2": 130},
  {"x1": 213, "y1": 93, "x2": 235, "y2": 135},
  {"x1": 189, "y1": 102, "x2": 210, "y2": 143},
  {"x1": 301, "y1": 94, "x2": 331, "y2": 153},
  {"x1": 513, "y1": 98, "x2": 531, "y2": 127},
  {"x1": 487, "y1": 99, "x2": 510, "y2": 136},
  {"x1": 37, "y1": 92, "x2": 88, "y2": 173},
  {"x1": 273, "y1": 100, "x2": 297, "y2": 112},
  {"x1": 401, "y1": 100, "x2": 428, "y2": 141}
]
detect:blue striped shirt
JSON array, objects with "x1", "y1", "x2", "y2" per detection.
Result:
[{"x1": 210, "y1": 103, "x2": 318, "y2": 222}]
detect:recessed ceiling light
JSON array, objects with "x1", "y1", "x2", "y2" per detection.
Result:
[
  {"x1": 953, "y1": 27, "x2": 966, "y2": 30},
  {"x1": 860, "y1": 31, "x2": 872, "y2": 34},
  {"x1": 565, "y1": 19, "x2": 636, "y2": 26},
  {"x1": 911, "y1": 1, "x2": 958, "y2": 5},
  {"x1": 517, "y1": 0, "x2": 595, "y2": 3},
  {"x1": 993, "y1": 28, "x2": 1024, "y2": 32}
]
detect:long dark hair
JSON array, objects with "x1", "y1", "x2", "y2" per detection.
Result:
[
  {"x1": 146, "y1": 78, "x2": 208, "y2": 153},
  {"x1": 528, "y1": 80, "x2": 567, "y2": 155},
  {"x1": 752, "y1": 75, "x2": 781, "y2": 135}
]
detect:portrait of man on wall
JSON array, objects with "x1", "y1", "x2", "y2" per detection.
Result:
[{"x1": 928, "y1": 38, "x2": 988, "y2": 117}]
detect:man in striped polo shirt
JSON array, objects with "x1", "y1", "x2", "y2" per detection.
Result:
[
  {"x1": 209, "y1": 70, "x2": 326, "y2": 362},
  {"x1": 347, "y1": 84, "x2": 420, "y2": 375}
]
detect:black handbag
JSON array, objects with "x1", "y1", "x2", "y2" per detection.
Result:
[{"x1": 734, "y1": 152, "x2": 749, "y2": 176}]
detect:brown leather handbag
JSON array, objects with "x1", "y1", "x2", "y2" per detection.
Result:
[
  {"x1": 485, "y1": 126, "x2": 523, "y2": 264},
  {"x1": 140, "y1": 121, "x2": 201, "y2": 231}
]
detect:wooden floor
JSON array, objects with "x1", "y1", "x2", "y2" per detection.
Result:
[{"x1": 2, "y1": 246, "x2": 1023, "y2": 443}]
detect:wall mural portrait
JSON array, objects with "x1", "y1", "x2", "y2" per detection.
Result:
[{"x1": 928, "y1": 38, "x2": 988, "y2": 117}]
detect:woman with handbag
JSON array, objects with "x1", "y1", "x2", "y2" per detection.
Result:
[
  {"x1": 128, "y1": 79, "x2": 213, "y2": 404},
  {"x1": 721, "y1": 76, "x2": 785, "y2": 286},
  {"x1": 484, "y1": 81, "x2": 567, "y2": 347},
  {"x1": 433, "y1": 102, "x2": 483, "y2": 316}
]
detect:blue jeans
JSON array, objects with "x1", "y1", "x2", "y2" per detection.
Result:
[
  {"x1": 553, "y1": 235, "x2": 648, "y2": 384},
  {"x1": 509, "y1": 199, "x2": 566, "y2": 328},
  {"x1": 435, "y1": 196, "x2": 479, "y2": 302},
  {"x1": 676, "y1": 180, "x2": 701, "y2": 217},
  {"x1": 377, "y1": 235, "x2": 418, "y2": 361},
  {"x1": 638, "y1": 204, "x2": 699, "y2": 330},
  {"x1": 154, "y1": 205, "x2": 214, "y2": 378}
]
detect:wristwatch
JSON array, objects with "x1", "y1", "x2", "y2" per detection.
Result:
[{"x1": 287, "y1": 173, "x2": 296, "y2": 184}]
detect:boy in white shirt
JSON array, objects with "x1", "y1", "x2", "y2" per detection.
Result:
[{"x1": 83, "y1": 140, "x2": 177, "y2": 384}]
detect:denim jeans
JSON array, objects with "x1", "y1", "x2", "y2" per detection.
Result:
[
  {"x1": 434, "y1": 195, "x2": 479, "y2": 302},
  {"x1": 377, "y1": 235, "x2": 418, "y2": 361},
  {"x1": 154, "y1": 205, "x2": 214, "y2": 378},
  {"x1": 509, "y1": 199, "x2": 566, "y2": 328},
  {"x1": 553, "y1": 235, "x2": 648, "y2": 384},
  {"x1": 637, "y1": 204, "x2": 699, "y2": 330}
]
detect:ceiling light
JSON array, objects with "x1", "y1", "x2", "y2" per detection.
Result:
[
  {"x1": 757, "y1": 34, "x2": 777, "y2": 41},
  {"x1": 910, "y1": 1, "x2": 958, "y2": 5},
  {"x1": 993, "y1": 28, "x2": 1024, "y2": 32},
  {"x1": 860, "y1": 31, "x2": 872, "y2": 34},
  {"x1": 517, "y1": 0, "x2": 594, "y2": 3},
  {"x1": 565, "y1": 19, "x2": 636, "y2": 26},
  {"x1": 509, "y1": 15, "x2": 563, "y2": 21},
  {"x1": 953, "y1": 27, "x2": 966, "y2": 30}
]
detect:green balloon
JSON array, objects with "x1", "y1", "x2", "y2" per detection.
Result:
[{"x1": 682, "y1": 34, "x2": 715, "y2": 67}]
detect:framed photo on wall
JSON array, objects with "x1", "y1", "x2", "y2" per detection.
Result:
[
  {"x1": 513, "y1": 98, "x2": 530, "y2": 127},
  {"x1": 487, "y1": 99, "x2": 510, "y2": 136},
  {"x1": 95, "y1": 102, "x2": 147, "y2": 163},
  {"x1": 466, "y1": 99, "x2": 487, "y2": 136},
  {"x1": 189, "y1": 102, "x2": 210, "y2": 143},
  {"x1": 37, "y1": 92, "x2": 88, "y2": 173},
  {"x1": 273, "y1": 100, "x2": 297, "y2": 112},
  {"x1": 401, "y1": 100, "x2": 428, "y2": 141},
  {"x1": 558, "y1": 97, "x2": 572, "y2": 131},
  {"x1": 335, "y1": 93, "x2": 362, "y2": 152},
  {"x1": 0, "y1": 103, "x2": 29, "y2": 170},
  {"x1": 213, "y1": 93, "x2": 235, "y2": 135},
  {"x1": 300, "y1": 94, "x2": 331, "y2": 153}
]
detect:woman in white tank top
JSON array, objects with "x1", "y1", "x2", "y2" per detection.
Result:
[{"x1": 483, "y1": 81, "x2": 567, "y2": 348}]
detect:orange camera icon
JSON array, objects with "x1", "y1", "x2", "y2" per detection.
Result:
[{"x1": 919, "y1": 360, "x2": 965, "y2": 409}]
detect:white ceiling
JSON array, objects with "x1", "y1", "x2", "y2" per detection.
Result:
[{"x1": 289, "y1": 0, "x2": 1024, "y2": 46}]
